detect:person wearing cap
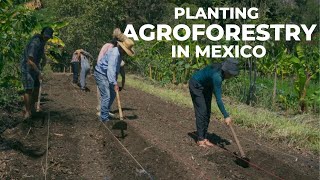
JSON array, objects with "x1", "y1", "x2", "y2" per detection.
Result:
[
  {"x1": 94, "y1": 38, "x2": 134, "y2": 122},
  {"x1": 189, "y1": 58, "x2": 239, "y2": 148},
  {"x1": 20, "y1": 27, "x2": 54, "y2": 119}
]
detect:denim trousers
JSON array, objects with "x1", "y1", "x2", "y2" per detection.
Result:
[
  {"x1": 80, "y1": 59, "x2": 90, "y2": 89},
  {"x1": 71, "y1": 62, "x2": 79, "y2": 83},
  {"x1": 189, "y1": 78, "x2": 213, "y2": 141},
  {"x1": 94, "y1": 70, "x2": 116, "y2": 121}
]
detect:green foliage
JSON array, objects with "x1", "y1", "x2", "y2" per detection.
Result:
[
  {"x1": 0, "y1": 0, "x2": 67, "y2": 110},
  {"x1": 290, "y1": 40, "x2": 320, "y2": 112},
  {"x1": 43, "y1": 0, "x2": 127, "y2": 56},
  {"x1": 42, "y1": 64, "x2": 54, "y2": 81},
  {"x1": 23, "y1": 0, "x2": 320, "y2": 115},
  {"x1": 0, "y1": 1, "x2": 38, "y2": 87}
]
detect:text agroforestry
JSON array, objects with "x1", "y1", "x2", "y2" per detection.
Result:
[{"x1": 124, "y1": 24, "x2": 316, "y2": 42}]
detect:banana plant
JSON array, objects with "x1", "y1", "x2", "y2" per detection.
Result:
[{"x1": 291, "y1": 42, "x2": 320, "y2": 113}]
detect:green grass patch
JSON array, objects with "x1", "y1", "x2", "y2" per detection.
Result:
[{"x1": 126, "y1": 74, "x2": 320, "y2": 154}]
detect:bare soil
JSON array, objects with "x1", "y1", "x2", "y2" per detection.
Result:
[{"x1": 0, "y1": 74, "x2": 318, "y2": 179}]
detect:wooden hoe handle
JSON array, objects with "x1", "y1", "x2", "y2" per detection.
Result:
[
  {"x1": 116, "y1": 90, "x2": 124, "y2": 120},
  {"x1": 36, "y1": 80, "x2": 42, "y2": 112},
  {"x1": 229, "y1": 123, "x2": 245, "y2": 157}
]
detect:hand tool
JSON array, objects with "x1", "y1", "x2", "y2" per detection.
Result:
[{"x1": 229, "y1": 123, "x2": 250, "y2": 168}]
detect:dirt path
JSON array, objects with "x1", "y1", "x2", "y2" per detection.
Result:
[{"x1": 1, "y1": 74, "x2": 318, "y2": 179}]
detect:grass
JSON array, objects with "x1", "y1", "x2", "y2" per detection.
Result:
[{"x1": 125, "y1": 74, "x2": 320, "y2": 154}]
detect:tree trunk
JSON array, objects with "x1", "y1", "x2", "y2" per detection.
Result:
[
  {"x1": 149, "y1": 64, "x2": 152, "y2": 79},
  {"x1": 300, "y1": 74, "x2": 312, "y2": 113},
  {"x1": 252, "y1": 58, "x2": 257, "y2": 104},
  {"x1": 272, "y1": 64, "x2": 277, "y2": 107},
  {"x1": 246, "y1": 58, "x2": 253, "y2": 105}
]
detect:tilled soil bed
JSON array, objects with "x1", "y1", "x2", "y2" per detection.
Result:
[{"x1": 0, "y1": 74, "x2": 318, "y2": 179}]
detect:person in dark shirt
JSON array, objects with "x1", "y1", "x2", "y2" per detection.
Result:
[
  {"x1": 20, "y1": 27, "x2": 54, "y2": 119},
  {"x1": 189, "y1": 58, "x2": 239, "y2": 147}
]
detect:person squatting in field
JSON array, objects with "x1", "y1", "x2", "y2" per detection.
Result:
[
  {"x1": 70, "y1": 49, "x2": 93, "y2": 91},
  {"x1": 20, "y1": 27, "x2": 54, "y2": 119},
  {"x1": 96, "y1": 28, "x2": 127, "y2": 117},
  {"x1": 94, "y1": 33, "x2": 134, "y2": 122},
  {"x1": 189, "y1": 58, "x2": 239, "y2": 147}
]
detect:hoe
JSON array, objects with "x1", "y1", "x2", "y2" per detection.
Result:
[
  {"x1": 113, "y1": 90, "x2": 127, "y2": 138},
  {"x1": 229, "y1": 123, "x2": 250, "y2": 168}
]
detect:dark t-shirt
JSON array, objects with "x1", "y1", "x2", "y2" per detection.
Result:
[{"x1": 21, "y1": 34, "x2": 45, "y2": 73}]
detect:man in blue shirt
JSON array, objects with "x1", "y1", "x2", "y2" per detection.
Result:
[
  {"x1": 21, "y1": 27, "x2": 54, "y2": 119},
  {"x1": 94, "y1": 38, "x2": 134, "y2": 122},
  {"x1": 189, "y1": 58, "x2": 239, "y2": 147}
]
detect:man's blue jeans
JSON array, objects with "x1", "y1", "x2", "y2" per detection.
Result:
[
  {"x1": 94, "y1": 70, "x2": 116, "y2": 121},
  {"x1": 80, "y1": 59, "x2": 90, "y2": 89}
]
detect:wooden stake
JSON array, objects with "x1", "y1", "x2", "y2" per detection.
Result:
[{"x1": 149, "y1": 64, "x2": 152, "y2": 79}]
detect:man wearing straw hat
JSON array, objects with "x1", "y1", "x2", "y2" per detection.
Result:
[
  {"x1": 94, "y1": 38, "x2": 134, "y2": 122},
  {"x1": 96, "y1": 28, "x2": 127, "y2": 116},
  {"x1": 189, "y1": 58, "x2": 239, "y2": 147}
]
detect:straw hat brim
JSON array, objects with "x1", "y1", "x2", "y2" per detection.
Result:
[{"x1": 118, "y1": 41, "x2": 135, "y2": 57}]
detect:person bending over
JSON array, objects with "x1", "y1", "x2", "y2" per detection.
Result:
[
  {"x1": 20, "y1": 27, "x2": 54, "y2": 119},
  {"x1": 189, "y1": 58, "x2": 239, "y2": 147},
  {"x1": 94, "y1": 38, "x2": 134, "y2": 122}
]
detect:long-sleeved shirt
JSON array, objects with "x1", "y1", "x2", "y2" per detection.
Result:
[
  {"x1": 80, "y1": 50, "x2": 93, "y2": 67},
  {"x1": 95, "y1": 47, "x2": 121, "y2": 85},
  {"x1": 191, "y1": 65, "x2": 229, "y2": 118},
  {"x1": 71, "y1": 49, "x2": 93, "y2": 63},
  {"x1": 97, "y1": 43, "x2": 114, "y2": 63}
]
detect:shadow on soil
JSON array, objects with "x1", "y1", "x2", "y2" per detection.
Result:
[
  {"x1": 205, "y1": 150, "x2": 316, "y2": 180},
  {"x1": 0, "y1": 106, "x2": 84, "y2": 158},
  {"x1": 188, "y1": 131, "x2": 231, "y2": 148},
  {"x1": 110, "y1": 108, "x2": 138, "y2": 121},
  {"x1": 0, "y1": 113, "x2": 47, "y2": 158}
]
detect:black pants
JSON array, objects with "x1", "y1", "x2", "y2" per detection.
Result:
[
  {"x1": 189, "y1": 78, "x2": 213, "y2": 141},
  {"x1": 71, "y1": 62, "x2": 79, "y2": 83}
]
